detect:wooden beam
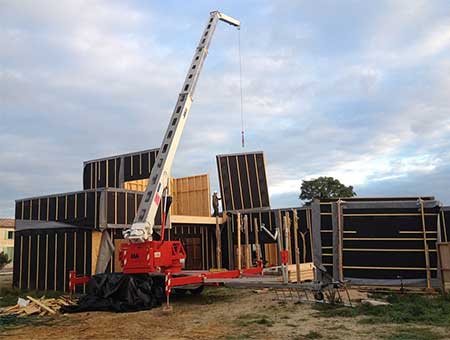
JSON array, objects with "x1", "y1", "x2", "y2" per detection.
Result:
[
  {"x1": 237, "y1": 213, "x2": 241, "y2": 270},
  {"x1": 19, "y1": 236, "x2": 23, "y2": 290},
  {"x1": 337, "y1": 200, "x2": 344, "y2": 282},
  {"x1": 171, "y1": 215, "x2": 226, "y2": 225},
  {"x1": 254, "y1": 217, "x2": 261, "y2": 261},
  {"x1": 420, "y1": 199, "x2": 432, "y2": 290},
  {"x1": 344, "y1": 265, "x2": 437, "y2": 271},
  {"x1": 36, "y1": 234, "x2": 40, "y2": 291},
  {"x1": 215, "y1": 216, "x2": 222, "y2": 269},
  {"x1": 293, "y1": 210, "x2": 301, "y2": 283},
  {"x1": 243, "y1": 215, "x2": 250, "y2": 269},
  {"x1": 45, "y1": 234, "x2": 48, "y2": 291}
]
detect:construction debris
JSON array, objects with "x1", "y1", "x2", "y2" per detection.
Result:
[
  {"x1": 361, "y1": 299, "x2": 391, "y2": 307},
  {"x1": 0, "y1": 296, "x2": 76, "y2": 317}
]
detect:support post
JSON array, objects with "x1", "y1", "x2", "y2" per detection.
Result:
[
  {"x1": 420, "y1": 199, "x2": 432, "y2": 289},
  {"x1": 254, "y1": 218, "x2": 261, "y2": 261},
  {"x1": 237, "y1": 213, "x2": 242, "y2": 270},
  {"x1": 244, "y1": 215, "x2": 250, "y2": 268},
  {"x1": 293, "y1": 210, "x2": 301, "y2": 283},
  {"x1": 337, "y1": 200, "x2": 344, "y2": 282},
  {"x1": 215, "y1": 215, "x2": 222, "y2": 269},
  {"x1": 311, "y1": 200, "x2": 323, "y2": 282},
  {"x1": 283, "y1": 215, "x2": 289, "y2": 284}
]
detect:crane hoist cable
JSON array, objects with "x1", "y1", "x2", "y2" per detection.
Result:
[{"x1": 237, "y1": 27, "x2": 245, "y2": 148}]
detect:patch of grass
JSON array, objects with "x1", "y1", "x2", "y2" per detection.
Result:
[
  {"x1": 175, "y1": 287, "x2": 241, "y2": 306},
  {"x1": 313, "y1": 293, "x2": 450, "y2": 326},
  {"x1": 0, "y1": 314, "x2": 55, "y2": 330},
  {"x1": 234, "y1": 313, "x2": 274, "y2": 327},
  {"x1": 0, "y1": 288, "x2": 65, "y2": 308},
  {"x1": 383, "y1": 327, "x2": 444, "y2": 340},
  {"x1": 304, "y1": 330, "x2": 322, "y2": 339}
]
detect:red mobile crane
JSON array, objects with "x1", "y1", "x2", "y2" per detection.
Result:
[{"x1": 70, "y1": 11, "x2": 263, "y2": 308}]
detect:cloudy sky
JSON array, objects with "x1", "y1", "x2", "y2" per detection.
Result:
[{"x1": 1, "y1": 0, "x2": 450, "y2": 217}]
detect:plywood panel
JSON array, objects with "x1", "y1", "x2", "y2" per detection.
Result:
[
  {"x1": 124, "y1": 179, "x2": 149, "y2": 192},
  {"x1": 114, "y1": 239, "x2": 127, "y2": 272},
  {"x1": 169, "y1": 174, "x2": 210, "y2": 217},
  {"x1": 438, "y1": 242, "x2": 450, "y2": 292},
  {"x1": 91, "y1": 231, "x2": 102, "y2": 275},
  {"x1": 282, "y1": 263, "x2": 316, "y2": 283},
  {"x1": 264, "y1": 243, "x2": 278, "y2": 267}
]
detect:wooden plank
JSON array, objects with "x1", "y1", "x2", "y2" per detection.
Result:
[
  {"x1": 337, "y1": 200, "x2": 343, "y2": 281},
  {"x1": 237, "y1": 213, "x2": 241, "y2": 270},
  {"x1": 243, "y1": 215, "x2": 250, "y2": 268},
  {"x1": 253, "y1": 154, "x2": 263, "y2": 207},
  {"x1": 293, "y1": 210, "x2": 301, "y2": 283},
  {"x1": 437, "y1": 242, "x2": 450, "y2": 292},
  {"x1": 343, "y1": 213, "x2": 438, "y2": 217},
  {"x1": 63, "y1": 232, "x2": 67, "y2": 292},
  {"x1": 170, "y1": 215, "x2": 225, "y2": 224},
  {"x1": 264, "y1": 243, "x2": 278, "y2": 266},
  {"x1": 216, "y1": 216, "x2": 222, "y2": 269},
  {"x1": 19, "y1": 236, "x2": 23, "y2": 289},
  {"x1": 91, "y1": 231, "x2": 102, "y2": 275},
  {"x1": 169, "y1": 174, "x2": 210, "y2": 216},
  {"x1": 27, "y1": 236, "x2": 31, "y2": 290},
  {"x1": 344, "y1": 265, "x2": 437, "y2": 271},
  {"x1": 244, "y1": 155, "x2": 254, "y2": 209},
  {"x1": 54, "y1": 233, "x2": 57, "y2": 291},
  {"x1": 419, "y1": 200, "x2": 432, "y2": 289},
  {"x1": 254, "y1": 217, "x2": 261, "y2": 261},
  {"x1": 442, "y1": 211, "x2": 448, "y2": 242},
  {"x1": 83, "y1": 231, "x2": 87, "y2": 293},
  {"x1": 27, "y1": 296, "x2": 56, "y2": 315},
  {"x1": 45, "y1": 234, "x2": 48, "y2": 291},
  {"x1": 36, "y1": 234, "x2": 40, "y2": 291},
  {"x1": 226, "y1": 157, "x2": 236, "y2": 210}
]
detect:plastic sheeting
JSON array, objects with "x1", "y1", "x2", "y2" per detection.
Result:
[{"x1": 62, "y1": 273, "x2": 165, "y2": 313}]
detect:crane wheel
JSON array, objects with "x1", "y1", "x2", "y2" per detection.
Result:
[{"x1": 314, "y1": 291, "x2": 324, "y2": 301}]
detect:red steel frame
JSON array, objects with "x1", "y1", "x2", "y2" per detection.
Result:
[
  {"x1": 69, "y1": 260, "x2": 264, "y2": 300},
  {"x1": 69, "y1": 270, "x2": 90, "y2": 295}
]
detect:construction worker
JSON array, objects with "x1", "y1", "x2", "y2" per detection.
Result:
[{"x1": 212, "y1": 191, "x2": 222, "y2": 217}]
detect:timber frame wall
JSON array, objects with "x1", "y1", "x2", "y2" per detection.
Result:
[
  {"x1": 15, "y1": 188, "x2": 148, "y2": 230},
  {"x1": 83, "y1": 148, "x2": 159, "y2": 190},
  {"x1": 216, "y1": 151, "x2": 270, "y2": 211},
  {"x1": 13, "y1": 228, "x2": 93, "y2": 293},
  {"x1": 311, "y1": 197, "x2": 445, "y2": 287},
  {"x1": 223, "y1": 207, "x2": 314, "y2": 270},
  {"x1": 12, "y1": 223, "x2": 218, "y2": 292}
]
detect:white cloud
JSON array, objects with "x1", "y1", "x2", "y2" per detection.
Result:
[{"x1": 1, "y1": 1, "x2": 450, "y2": 217}]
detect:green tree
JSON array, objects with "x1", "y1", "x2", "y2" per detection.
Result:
[
  {"x1": 0, "y1": 252, "x2": 11, "y2": 270},
  {"x1": 300, "y1": 176, "x2": 356, "y2": 202}
]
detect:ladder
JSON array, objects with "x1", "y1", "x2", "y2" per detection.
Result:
[{"x1": 124, "y1": 12, "x2": 240, "y2": 241}]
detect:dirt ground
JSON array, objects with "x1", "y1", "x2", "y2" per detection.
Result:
[{"x1": 1, "y1": 287, "x2": 450, "y2": 340}]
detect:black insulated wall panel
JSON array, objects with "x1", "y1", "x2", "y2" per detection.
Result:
[{"x1": 216, "y1": 151, "x2": 270, "y2": 211}]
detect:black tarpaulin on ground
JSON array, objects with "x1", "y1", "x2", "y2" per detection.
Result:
[{"x1": 62, "y1": 273, "x2": 165, "y2": 313}]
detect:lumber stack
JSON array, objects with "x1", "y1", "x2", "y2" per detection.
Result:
[
  {"x1": 275, "y1": 262, "x2": 316, "y2": 283},
  {"x1": 0, "y1": 296, "x2": 75, "y2": 317},
  {"x1": 286, "y1": 263, "x2": 315, "y2": 283}
]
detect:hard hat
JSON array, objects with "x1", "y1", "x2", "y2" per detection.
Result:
[{"x1": 214, "y1": 190, "x2": 218, "y2": 194}]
